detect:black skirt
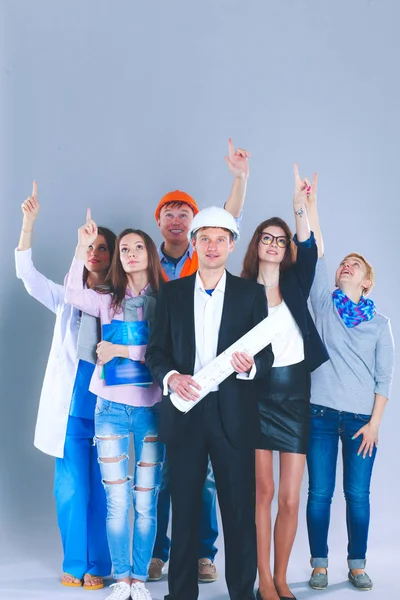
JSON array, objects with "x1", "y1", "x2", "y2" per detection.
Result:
[{"x1": 257, "y1": 361, "x2": 310, "y2": 454}]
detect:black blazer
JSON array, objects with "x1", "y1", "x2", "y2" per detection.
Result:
[
  {"x1": 279, "y1": 234, "x2": 329, "y2": 373},
  {"x1": 145, "y1": 272, "x2": 274, "y2": 449}
]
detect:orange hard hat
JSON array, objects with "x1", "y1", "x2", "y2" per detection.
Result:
[{"x1": 155, "y1": 190, "x2": 199, "y2": 221}]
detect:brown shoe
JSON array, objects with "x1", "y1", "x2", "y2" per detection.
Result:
[
  {"x1": 148, "y1": 558, "x2": 165, "y2": 581},
  {"x1": 198, "y1": 558, "x2": 219, "y2": 583}
]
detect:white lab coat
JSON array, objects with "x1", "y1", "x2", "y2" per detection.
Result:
[{"x1": 15, "y1": 248, "x2": 80, "y2": 458}]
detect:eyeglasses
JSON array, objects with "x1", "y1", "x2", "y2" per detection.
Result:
[{"x1": 259, "y1": 233, "x2": 290, "y2": 248}]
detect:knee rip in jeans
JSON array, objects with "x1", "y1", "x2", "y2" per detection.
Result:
[
  {"x1": 95, "y1": 433, "x2": 128, "y2": 447},
  {"x1": 96, "y1": 434, "x2": 129, "y2": 485},
  {"x1": 135, "y1": 436, "x2": 162, "y2": 492}
]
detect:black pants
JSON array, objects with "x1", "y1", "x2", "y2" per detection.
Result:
[{"x1": 165, "y1": 392, "x2": 257, "y2": 600}]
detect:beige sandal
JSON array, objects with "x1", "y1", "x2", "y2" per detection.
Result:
[
  {"x1": 61, "y1": 573, "x2": 83, "y2": 587},
  {"x1": 83, "y1": 574, "x2": 104, "y2": 590}
]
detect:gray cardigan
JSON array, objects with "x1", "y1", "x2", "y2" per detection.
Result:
[{"x1": 310, "y1": 258, "x2": 395, "y2": 415}]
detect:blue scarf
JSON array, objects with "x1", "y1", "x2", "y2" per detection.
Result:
[{"x1": 332, "y1": 288, "x2": 376, "y2": 328}]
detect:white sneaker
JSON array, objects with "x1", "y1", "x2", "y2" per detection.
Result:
[
  {"x1": 106, "y1": 582, "x2": 131, "y2": 600},
  {"x1": 130, "y1": 581, "x2": 152, "y2": 600}
]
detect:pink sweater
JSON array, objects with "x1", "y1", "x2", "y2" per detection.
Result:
[{"x1": 65, "y1": 258, "x2": 161, "y2": 407}]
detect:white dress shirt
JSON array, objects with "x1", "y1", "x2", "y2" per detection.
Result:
[
  {"x1": 193, "y1": 270, "x2": 226, "y2": 391},
  {"x1": 163, "y1": 270, "x2": 256, "y2": 395}
]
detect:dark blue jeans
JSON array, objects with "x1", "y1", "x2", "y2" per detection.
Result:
[
  {"x1": 306, "y1": 404, "x2": 377, "y2": 570},
  {"x1": 152, "y1": 456, "x2": 218, "y2": 562}
]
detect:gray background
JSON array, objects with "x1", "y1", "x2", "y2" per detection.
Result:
[{"x1": 1, "y1": 1, "x2": 398, "y2": 598}]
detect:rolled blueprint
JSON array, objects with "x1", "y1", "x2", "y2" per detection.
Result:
[{"x1": 170, "y1": 307, "x2": 282, "y2": 413}]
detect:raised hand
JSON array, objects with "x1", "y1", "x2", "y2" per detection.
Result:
[
  {"x1": 293, "y1": 164, "x2": 309, "y2": 215},
  {"x1": 224, "y1": 138, "x2": 250, "y2": 180},
  {"x1": 303, "y1": 172, "x2": 318, "y2": 210},
  {"x1": 78, "y1": 208, "x2": 98, "y2": 247},
  {"x1": 21, "y1": 181, "x2": 40, "y2": 228}
]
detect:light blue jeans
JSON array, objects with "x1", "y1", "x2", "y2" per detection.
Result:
[{"x1": 95, "y1": 398, "x2": 164, "y2": 581}]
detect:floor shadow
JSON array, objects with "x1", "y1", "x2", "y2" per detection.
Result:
[{"x1": 290, "y1": 579, "x2": 356, "y2": 597}]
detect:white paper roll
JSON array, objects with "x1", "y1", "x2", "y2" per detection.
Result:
[{"x1": 170, "y1": 308, "x2": 282, "y2": 413}]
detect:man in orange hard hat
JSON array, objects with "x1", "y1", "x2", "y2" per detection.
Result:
[{"x1": 155, "y1": 139, "x2": 249, "y2": 282}]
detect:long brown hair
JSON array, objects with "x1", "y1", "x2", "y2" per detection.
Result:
[
  {"x1": 83, "y1": 226, "x2": 116, "y2": 285},
  {"x1": 241, "y1": 217, "x2": 296, "y2": 280},
  {"x1": 102, "y1": 228, "x2": 165, "y2": 313}
]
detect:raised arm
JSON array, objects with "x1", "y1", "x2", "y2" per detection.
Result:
[
  {"x1": 15, "y1": 181, "x2": 64, "y2": 313},
  {"x1": 224, "y1": 138, "x2": 249, "y2": 218},
  {"x1": 304, "y1": 172, "x2": 324, "y2": 258},
  {"x1": 64, "y1": 210, "x2": 105, "y2": 317},
  {"x1": 293, "y1": 163, "x2": 312, "y2": 242},
  {"x1": 290, "y1": 164, "x2": 319, "y2": 297},
  {"x1": 18, "y1": 180, "x2": 38, "y2": 251}
]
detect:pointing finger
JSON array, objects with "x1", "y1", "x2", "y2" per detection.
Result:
[
  {"x1": 294, "y1": 163, "x2": 301, "y2": 183},
  {"x1": 228, "y1": 138, "x2": 234, "y2": 159},
  {"x1": 32, "y1": 180, "x2": 38, "y2": 198},
  {"x1": 86, "y1": 208, "x2": 91, "y2": 222}
]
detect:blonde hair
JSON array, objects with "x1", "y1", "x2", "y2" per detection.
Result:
[{"x1": 338, "y1": 253, "x2": 375, "y2": 296}]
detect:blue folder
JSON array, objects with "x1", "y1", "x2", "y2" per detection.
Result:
[{"x1": 101, "y1": 320, "x2": 153, "y2": 387}]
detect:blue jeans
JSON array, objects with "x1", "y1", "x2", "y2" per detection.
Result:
[
  {"x1": 54, "y1": 416, "x2": 111, "y2": 579},
  {"x1": 306, "y1": 404, "x2": 377, "y2": 570},
  {"x1": 153, "y1": 457, "x2": 218, "y2": 562},
  {"x1": 95, "y1": 399, "x2": 165, "y2": 581}
]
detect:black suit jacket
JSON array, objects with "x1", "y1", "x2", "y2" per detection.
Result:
[
  {"x1": 145, "y1": 271, "x2": 274, "y2": 448},
  {"x1": 279, "y1": 234, "x2": 329, "y2": 373}
]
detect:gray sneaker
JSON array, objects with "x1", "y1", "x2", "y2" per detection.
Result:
[
  {"x1": 309, "y1": 568, "x2": 328, "y2": 590},
  {"x1": 348, "y1": 570, "x2": 373, "y2": 591}
]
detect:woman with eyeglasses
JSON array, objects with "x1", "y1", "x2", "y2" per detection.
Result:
[
  {"x1": 241, "y1": 166, "x2": 328, "y2": 600},
  {"x1": 304, "y1": 175, "x2": 394, "y2": 592}
]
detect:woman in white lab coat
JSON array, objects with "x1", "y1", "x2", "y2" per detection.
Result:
[{"x1": 15, "y1": 182, "x2": 115, "y2": 590}]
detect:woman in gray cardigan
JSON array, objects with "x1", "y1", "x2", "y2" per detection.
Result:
[{"x1": 304, "y1": 174, "x2": 395, "y2": 592}]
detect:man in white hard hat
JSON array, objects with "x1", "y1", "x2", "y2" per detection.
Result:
[
  {"x1": 150, "y1": 141, "x2": 250, "y2": 586},
  {"x1": 146, "y1": 207, "x2": 274, "y2": 600}
]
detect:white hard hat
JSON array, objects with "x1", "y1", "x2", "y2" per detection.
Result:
[{"x1": 188, "y1": 206, "x2": 240, "y2": 241}]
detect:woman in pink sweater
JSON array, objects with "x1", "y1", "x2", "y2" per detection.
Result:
[{"x1": 65, "y1": 211, "x2": 165, "y2": 600}]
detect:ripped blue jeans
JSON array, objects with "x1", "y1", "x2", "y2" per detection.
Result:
[{"x1": 95, "y1": 398, "x2": 164, "y2": 581}]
